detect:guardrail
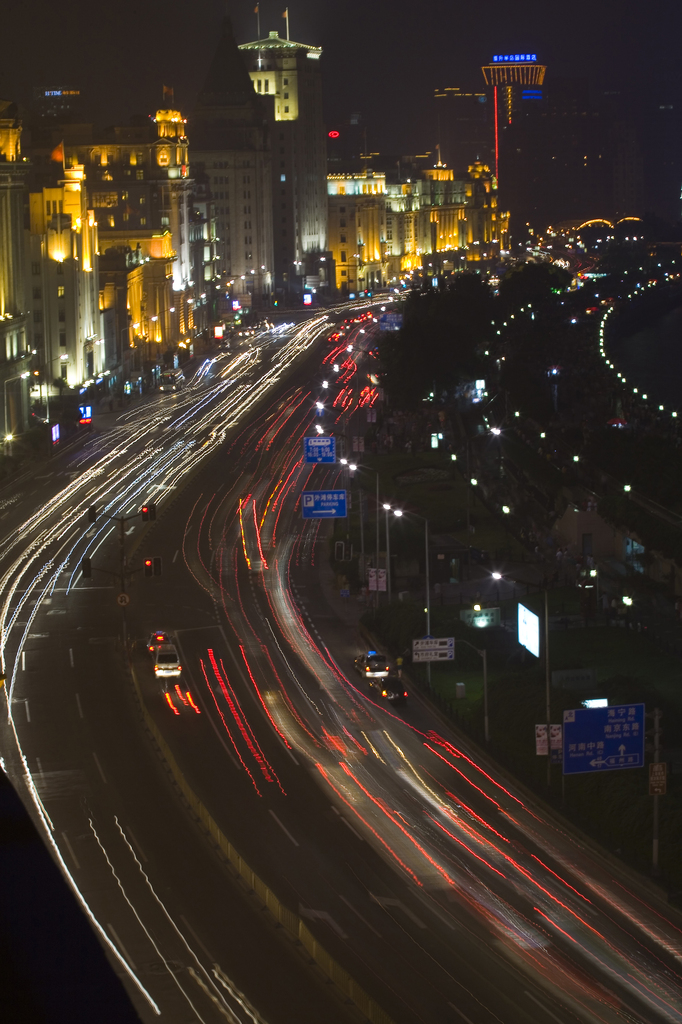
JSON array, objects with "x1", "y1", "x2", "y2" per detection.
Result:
[{"x1": 130, "y1": 663, "x2": 394, "y2": 1024}]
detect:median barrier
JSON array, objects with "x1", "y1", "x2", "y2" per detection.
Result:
[{"x1": 129, "y1": 663, "x2": 394, "y2": 1024}]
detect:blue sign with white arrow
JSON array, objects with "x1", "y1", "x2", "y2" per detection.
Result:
[
  {"x1": 562, "y1": 703, "x2": 645, "y2": 775},
  {"x1": 304, "y1": 436, "x2": 336, "y2": 464},
  {"x1": 301, "y1": 490, "x2": 347, "y2": 519}
]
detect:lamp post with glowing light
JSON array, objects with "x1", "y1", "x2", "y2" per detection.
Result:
[{"x1": 392, "y1": 507, "x2": 433, "y2": 680}]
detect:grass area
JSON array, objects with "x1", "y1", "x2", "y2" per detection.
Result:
[{"x1": 343, "y1": 451, "x2": 528, "y2": 562}]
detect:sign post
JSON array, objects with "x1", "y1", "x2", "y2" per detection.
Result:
[
  {"x1": 301, "y1": 490, "x2": 347, "y2": 518},
  {"x1": 411, "y1": 637, "x2": 454, "y2": 662},
  {"x1": 562, "y1": 703, "x2": 645, "y2": 775},
  {"x1": 304, "y1": 436, "x2": 336, "y2": 464},
  {"x1": 650, "y1": 707, "x2": 663, "y2": 875}
]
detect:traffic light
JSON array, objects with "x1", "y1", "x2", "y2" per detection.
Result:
[
  {"x1": 153, "y1": 556, "x2": 162, "y2": 577},
  {"x1": 141, "y1": 503, "x2": 157, "y2": 522},
  {"x1": 87, "y1": 506, "x2": 98, "y2": 523},
  {"x1": 144, "y1": 558, "x2": 153, "y2": 577},
  {"x1": 81, "y1": 557, "x2": 92, "y2": 578}
]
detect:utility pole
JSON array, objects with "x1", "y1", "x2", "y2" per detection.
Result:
[
  {"x1": 359, "y1": 487, "x2": 365, "y2": 586},
  {"x1": 545, "y1": 587, "x2": 551, "y2": 787},
  {"x1": 81, "y1": 502, "x2": 160, "y2": 649},
  {"x1": 385, "y1": 504, "x2": 392, "y2": 603},
  {"x1": 375, "y1": 472, "x2": 380, "y2": 606},
  {"x1": 652, "y1": 707, "x2": 662, "y2": 875}
]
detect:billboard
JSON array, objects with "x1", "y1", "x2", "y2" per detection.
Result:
[{"x1": 518, "y1": 603, "x2": 539, "y2": 658}]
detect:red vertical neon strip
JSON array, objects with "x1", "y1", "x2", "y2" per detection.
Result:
[{"x1": 494, "y1": 85, "x2": 499, "y2": 183}]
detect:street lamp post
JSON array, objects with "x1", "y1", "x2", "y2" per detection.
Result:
[
  {"x1": 396, "y1": 508, "x2": 432, "y2": 681},
  {"x1": 383, "y1": 503, "x2": 392, "y2": 602}
]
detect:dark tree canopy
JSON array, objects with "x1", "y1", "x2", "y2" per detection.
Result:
[{"x1": 379, "y1": 275, "x2": 493, "y2": 408}]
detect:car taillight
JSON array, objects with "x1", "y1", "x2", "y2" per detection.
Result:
[
  {"x1": 404, "y1": 691, "x2": 408, "y2": 697},
  {"x1": 382, "y1": 690, "x2": 388, "y2": 697}
]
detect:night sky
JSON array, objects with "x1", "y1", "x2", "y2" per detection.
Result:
[{"x1": 3, "y1": 0, "x2": 682, "y2": 172}]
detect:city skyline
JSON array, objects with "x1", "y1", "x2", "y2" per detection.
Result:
[{"x1": 4, "y1": 1, "x2": 681, "y2": 159}]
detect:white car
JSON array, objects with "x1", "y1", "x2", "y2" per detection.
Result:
[
  {"x1": 154, "y1": 644, "x2": 182, "y2": 678},
  {"x1": 354, "y1": 651, "x2": 390, "y2": 679}
]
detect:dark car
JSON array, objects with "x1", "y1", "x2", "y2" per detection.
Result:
[
  {"x1": 368, "y1": 674, "x2": 408, "y2": 705},
  {"x1": 147, "y1": 630, "x2": 170, "y2": 654},
  {"x1": 354, "y1": 651, "x2": 390, "y2": 678}
]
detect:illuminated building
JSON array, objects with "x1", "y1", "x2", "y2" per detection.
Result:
[
  {"x1": 191, "y1": 18, "x2": 273, "y2": 312},
  {"x1": 28, "y1": 164, "x2": 101, "y2": 388},
  {"x1": 45, "y1": 110, "x2": 196, "y2": 372},
  {"x1": 434, "y1": 85, "x2": 493, "y2": 175},
  {"x1": 32, "y1": 86, "x2": 82, "y2": 121},
  {"x1": 327, "y1": 172, "x2": 387, "y2": 293},
  {"x1": 0, "y1": 99, "x2": 32, "y2": 433},
  {"x1": 481, "y1": 54, "x2": 546, "y2": 181},
  {"x1": 239, "y1": 29, "x2": 329, "y2": 300},
  {"x1": 327, "y1": 163, "x2": 507, "y2": 293}
]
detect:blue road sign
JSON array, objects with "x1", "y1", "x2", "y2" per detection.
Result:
[
  {"x1": 379, "y1": 312, "x2": 403, "y2": 332},
  {"x1": 304, "y1": 436, "x2": 336, "y2": 464},
  {"x1": 563, "y1": 703, "x2": 645, "y2": 775},
  {"x1": 301, "y1": 490, "x2": 347, "y2": 519}
]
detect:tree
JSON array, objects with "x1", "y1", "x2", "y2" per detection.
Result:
[
  {"x1": 378, "y1": 275, "x2": 493, "y2": 408},
  {"x1": 498, "y1": 261, "x2": 571, "y2": 313}
]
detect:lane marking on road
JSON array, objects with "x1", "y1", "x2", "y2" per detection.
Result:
[
  {"x1": 24, "y1": 700, "x2": 31, "y2": 723},
  {"x1": 61, "y1": 831, "x2": 81, "y2": 870},
  {"x1": 36, "y1": 756, "x2": 43, "y2": 773},
  {"x1": 299, "y1": 905, "x2": 348, "y2": 939},
  {"x1": 75, "y1": 693, "x2": 84, "y2": 719},
  {"x1": 92, "y1": 752, "x2": 107, "y2": 783},
  {"x1": 269, "y1": 810, "x2": 299, "y2": 846},
  {"x1": 107, "y1": 923, "x2": 137, "y2": 971},
  {"x1": 125, "y1": 526, "x2": 135, "y2": 535},
  {"x1": 331, "y1": 805, "x2": 364, "y2": 841},
  {"x1": 447, "y1": 1003, "x2": 476, "y2": 1024},
  {"x1": 370, "y1": 894, "x2": 426, "y2": 929},
  {"x1": 339, "y1": 895, "x2": 381, "y2": 937},
  {"x1": 179, "y1": 914, "x2": 214, "y2": 963},
  {"x1": 173, "y1": 549, "x2": 179, "y2": 563},
  {"x1": 21, "y1": 651, "x2": 25, "y2": 671},
  {"x1": 125, "y1": 825, "x2": 148, "y2": 863},
  {"x1": 69, "y1": 648, "x2": 74, "y2": 668},
  {"x1": 524, "y1": 991, "x2": 566, "y2": 1024}
]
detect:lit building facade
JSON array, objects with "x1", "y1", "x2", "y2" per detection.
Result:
[
  {"x1": 239, "y1": 30, "x2": 329, "y2": 300},
  {"x1": 0, "y1": 99, "x2": 31, "y2": 433},
  {"x1": 481, "y1": 54, "x2": 547, "y2": 182},
  {"x1": 327, "y1": 163, "x2": 507, "y2": 293},
  {"x1": 191, "y1": 19, "x2": 273, "y2": 312},
  {"x1": 28, "y1": 165, "x2": 101, "y2": 388}
]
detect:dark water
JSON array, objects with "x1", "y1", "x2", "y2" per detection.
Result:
[{"x1": 615, "y1": 304, "x2": 682, "y2": 410}]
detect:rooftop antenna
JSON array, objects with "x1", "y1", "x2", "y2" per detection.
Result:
[
  {"x1": 254, "y1": 3, "x2": 260, "y2": 38},
  {"x1": 282, "y1": 6, "x2": 290, "y2": 40}
]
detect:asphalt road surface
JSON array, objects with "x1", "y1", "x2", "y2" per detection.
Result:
[{"x1": 1, "y1": 301, "x2": 682, "y2": 1024}]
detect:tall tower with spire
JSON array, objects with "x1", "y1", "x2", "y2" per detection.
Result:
[
  {"x1": 191, "y1": 18, "x2": 273, "y2": 310},
  {"x1": 239, "y1": 28, "x2": 328, "y2": 300}
]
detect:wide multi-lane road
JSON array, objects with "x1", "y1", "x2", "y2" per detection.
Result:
[{"x1": 1, "y1": 305, "x2": 682, "y2": 1024}]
